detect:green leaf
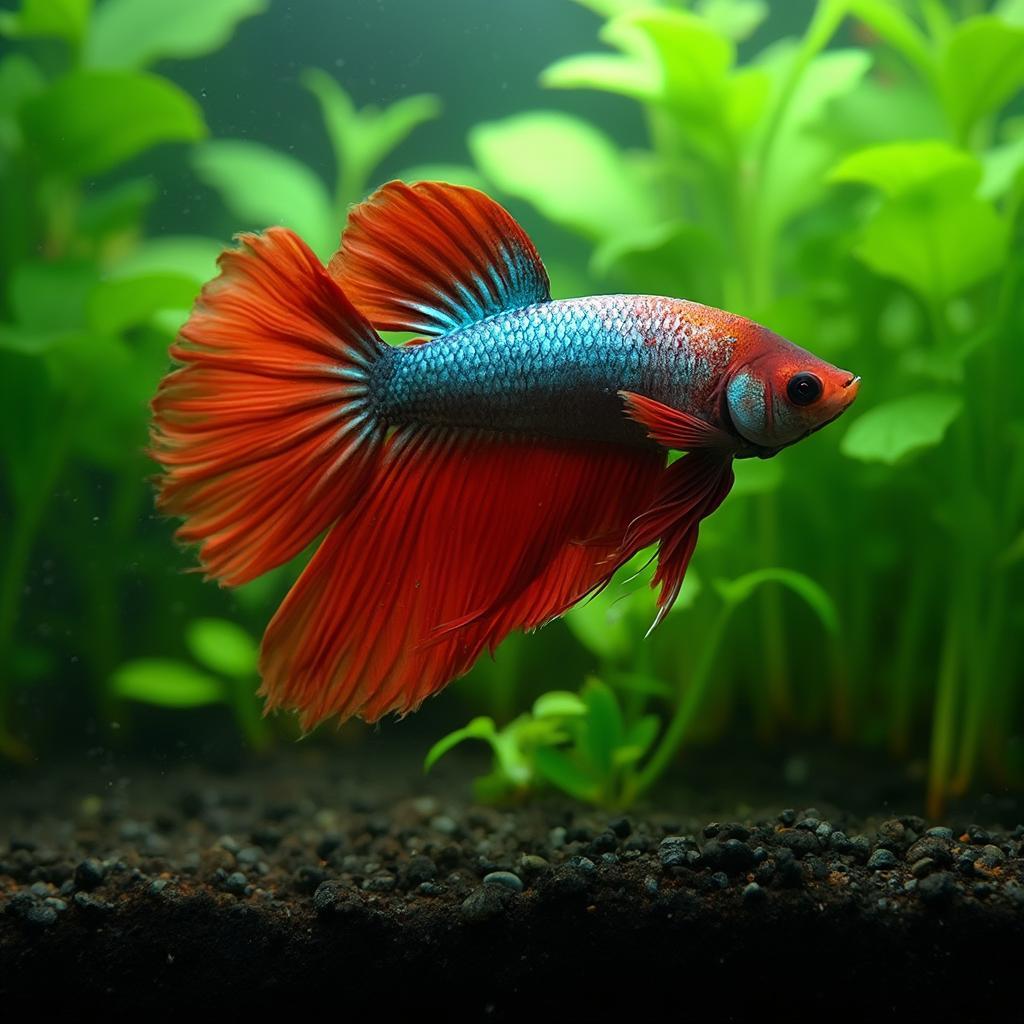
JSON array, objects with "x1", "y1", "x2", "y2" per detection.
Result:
[
  {"x1": 111, "y1": 659, "x2": 225, "y2": 707},
  {"x1": 606, "y1": 671, "x2": 672, "y2": 699},
  {"x1": 185, "y1": 618, "x2": 258, "y2": 680},
  {"x1": 469, "y1": 111, "x2": 659, "y2": 241},
  {"x1": 115, "y1": 235, "x2": 223, "y2": 284},
  {"x1": 0, "y1": 0, "x2": 91, "y2": 43},
  {"x1": 714, "y1": 569, "x2": 839, "y2": 635},
  {"x1": 980, "y1": 133, "x2": 1024, "y2": 200},
  {"x1": 841, "y1": 392, "x2": 964, "y2": 465},
  {"x1": 541, "y1": 52, "x2": 658, "y2": 102},
  {"x1": 581, "y1": 677, "x2": 624, "y2": 777},
  {"x1": 192, "y1": 140, "x2": 336, "y2": 257},
  {"x1": 302, "y1": 69, "x2": 439, "y2": 209},
  {"x1": 563, "y1": 589, "x2": 634, "y2": 661},
  {"x1": 853, "y1": 193, "x2": 1009, "y2": 302},
  {"x1": 20, "y1": 70, "x2": 205, "y2": 178},
  {"x1": 9, "y1": 261, "x2": 98, "y2": 330},
  {"x1": 616, "y1": 9, "x2": 734, "y2": 117},
  {"x1": 88, "y1": 272, "x2": 199, "y2": 334},
  {"x1": 532, "y1": 691, "x2": 587, "y2": 719},
  {"x1": 424, "y1": 717, "x2": 497, "y2": 772},
  {"x1": 940, "y1": 16, "x2": 1024, "y2": 141},
  {"x1": 829, "y1": 141, "x2": 981, "y2": 199},
  {"x1": 86, "y1": 0, "x2": 264, "y2": 69},
  {"x1": 845, "y1": 0, "x2": 936, "y2": 82},
  {"x1": 78, "y1": 177, "x2": 157, "y2": 241},
  {"x1": 533, "y1": 747, "x2": 600, "y2": 802},
  {"x1": 615, "y1": 714, "x2": 660, "y2": 765},
  {"x1": 755, "y1": 48, "x2": 873, "y2": 236},
  {"x1": 0, "y1": 53, "x2": 44, "y2": 152},
  {"x1": 695, "y1": 0, "x2": 767, "y2": 42}
]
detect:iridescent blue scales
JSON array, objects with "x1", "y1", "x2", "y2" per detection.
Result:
[
  {"x1": 374, "y1": 296, "x2": 741, "y2": 446},
  {"x1": 150, "y1": 179, "x2": 859, "y2": 728}
]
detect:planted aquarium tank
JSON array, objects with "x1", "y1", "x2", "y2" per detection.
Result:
[{"x1": 1, "y1": 0, "x2": 1023, "y2": 1014}]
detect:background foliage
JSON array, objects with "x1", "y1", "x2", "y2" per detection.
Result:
[{"x1": 1, "y1": 0, "x2": 1021, "y2": 816}]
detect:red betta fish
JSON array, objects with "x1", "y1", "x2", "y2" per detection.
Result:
[{"x1": 150, "y1": 181, "x2": 859, "y2": 729}]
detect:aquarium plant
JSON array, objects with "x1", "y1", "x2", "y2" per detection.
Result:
[{"x1": 465, "y1": 0, "x2": 1024, "y2": 814}]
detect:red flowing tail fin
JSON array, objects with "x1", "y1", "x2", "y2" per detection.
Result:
[
  {"x1": 258, "y1": 429, "x2": 665, "y2": 729},
  {"x1": 150, "y1": 228, "x2": 388, "y2": 586}
]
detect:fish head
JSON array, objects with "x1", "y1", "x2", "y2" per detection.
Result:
[{"x1": 724, "y1": 328, "x2": 860, "y2": 454}]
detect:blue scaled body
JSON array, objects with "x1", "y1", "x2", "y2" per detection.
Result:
[{"x1": 372, "y1": 295, "x2": 737, "y2": 446}]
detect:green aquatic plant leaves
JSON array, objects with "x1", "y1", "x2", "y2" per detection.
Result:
[
  {"x1": 10, "y1": 260, "x2": 98, "y2": 331},
  {"x1": 853, "y1": 193, "x2": 1009, "y2": 303},
  {"x1": 980, "y1": 133, "x2": 1024, "y2": 200},
  {"x1": 754, "y1": 47, "x2": 873, "y2": 240},
  {"x1": 185, "y1": 618, "x2": 258, "y2": 681},
  {"x1": 695, "y1": 0, "x2": 768, "y2": 42},
  {"x1": 424, "y1": 716, "x2": 498, "y2": 773},
  {"x1": 87, "y1": 273, "x2": 199, "y2": 334},
  {"x1": 714, "y1": 568, "x2": 839, "y2": 635},
  {"x1": 20, "y1": 70, "x2": 205, "y2": 178},
  {"x1": 111, "y1": 659, "x2": 225, "y2": 708},
  {"x1": 532, "y1": 691, "x2": 587, "y2": 719},
  {"x1": 192, "y1": 140, "x2": 336, "y2": 257},
  {"x1": 841, "y1": 392, "x2": 964, "y2": 466},
  {"x1": 0, "y1": 0, "x2": 91, "y2": 44},
  {"x1": 116, "y1": 235, "x2": 223, "y2": 286},
  {"x1": 832, "y1": 141, "x2": 1009, "y2": 301},
  {"x1": 470, "y1": 111, "x2": 659, "y2": 241},
  {"x1": 541, "y1": 51, "x2": 658, "y2": 103},
  {"x1": 829, "y1": 141, "x2": 981, "y2": 198},
  {"x1": 77, "y1": 178, "x2": 157, "y2": 243},
  {"x1": 533, "y1": 747, "x2": 602, "y2": 801},
  {"x1": 620, "y1": 9, "x2": 734, "y2": 118},
  {"x1": 939, "y1": 15, "x2": 1024, "y2": 142},
  {"x1": 86, "y1": 0, "x2": 264, "y2": 69},
  {"x1": 580, "y1": 677, "x2": 624, "y2": 778},
  {"x1": 844, "y1": 0, "x2": 936, "y2": 83},
  {"x1": 302, "y1": 69, "x2": 439, "y2": 214}
]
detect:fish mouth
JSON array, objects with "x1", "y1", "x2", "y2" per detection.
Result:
[{"x1": 800, "y1": 374, "x2": 861, "y2": 440}]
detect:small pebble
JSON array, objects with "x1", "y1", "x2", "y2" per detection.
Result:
[
  {"x1": 461, "y1": 884, "x2": 513, "y2": 922},
  {"x1": 742, "y1": 882, "x2": 765, "y2": 905},
  {"x1": 24, "y1": 904, "x2": 58, "y2": 929},
  {"x1": 223, "y1": 871, "x2": 249, "y2": 896},
  {"x1": 482, "y1": 871, "x2": 523, "y2": 893},
  {"x1": 74, "y1": 859, "x2": 105, "y2": 891},
  {"x1": 867, "y1": 849, "x2": 898, "y2": 871},
  {"x1": 608, "y1": 817, "x2": 632, "y2": 839}
]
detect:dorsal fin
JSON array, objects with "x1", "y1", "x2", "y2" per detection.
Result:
[{"x1": 328, "y1": 180, "x2": 551, "y2": 335}]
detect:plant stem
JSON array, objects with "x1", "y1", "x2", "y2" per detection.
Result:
[
  {"x1": 625, "y1": 604, "x2": 732, "y2": 803},
  {"x1": 926, "y1": 600, "x2": 961, "y2": 819}
]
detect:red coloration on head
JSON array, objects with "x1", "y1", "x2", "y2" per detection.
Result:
[{"x1": 724, "y1": 323, "x2": 860, "y2": 451}]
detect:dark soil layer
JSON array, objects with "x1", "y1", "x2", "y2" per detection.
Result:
[{"x1": 2, "y1": 739, "x2": 1023, "y2": 1017}]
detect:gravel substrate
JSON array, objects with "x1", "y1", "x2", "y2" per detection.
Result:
[{"x1": 2, "y1": 739, "x2": 1022, "y2": 1015}]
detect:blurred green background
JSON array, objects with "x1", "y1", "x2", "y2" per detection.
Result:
[{"x1": 0, "y1": 0, "x2": 1022, "y2": 816}]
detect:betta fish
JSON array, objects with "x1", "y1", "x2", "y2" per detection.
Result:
[{"x1": 150, "y1": 181, "x2": 859, "y2": 729}]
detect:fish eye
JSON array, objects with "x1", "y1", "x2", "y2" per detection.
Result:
[{"x1": 786, "y1": 372, "x2": 823, "y2": 407}]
